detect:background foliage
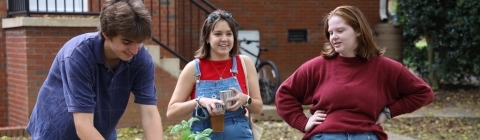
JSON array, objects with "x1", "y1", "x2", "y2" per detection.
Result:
[{"x1": 398, "y1": 0, "x2": 480, "y2": 88}]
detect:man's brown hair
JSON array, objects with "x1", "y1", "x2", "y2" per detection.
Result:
[{"x1": 99, "y1": 0, "x2": 152, "y2": 42}]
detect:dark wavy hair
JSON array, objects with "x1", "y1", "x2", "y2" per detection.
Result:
[{"x1": 194, "y1": 10, "x2": 240, "y2": 59}]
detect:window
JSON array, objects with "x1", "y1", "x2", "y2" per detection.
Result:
[{"x1": 29, "y1": 0, "x2": 89, "y2": 12}]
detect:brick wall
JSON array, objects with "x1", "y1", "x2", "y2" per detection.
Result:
[
  {"x1": 90, "y1": 0, "x2": 106, "y2": 13},
  {"x1": 5, "y1": 28, "x2": 28, "y2": 127},
  {"x1": 5, "y1": 27, "x2": 96, "y2": 127},
  {"x1": 196, "y1": 0, "x2": 381, "y2": 82},
  {"x1": 0, "y1": 0, "x2": 7, "y2": 127}
]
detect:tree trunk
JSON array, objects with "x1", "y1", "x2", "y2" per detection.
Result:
[{"x1": 426, "y1": 36, "x2": 438, "y2": 90}]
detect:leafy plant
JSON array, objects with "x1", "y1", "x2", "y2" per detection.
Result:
[{"x1": 170, "y1": 117, "x2": 212, "y2": 140}]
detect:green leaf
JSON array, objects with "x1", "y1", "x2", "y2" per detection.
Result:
[
  {"x1": 188, "y1": 117, "x2": 200, "y2": 124},
  {"x1": 201, "y1": 128, "x2": 213, "y2": 135},
  {"x1": 195, "y1": 134, "x2": 204, "y2": 140},
  {"x1": 181, "y1": 130, "x2": 192, "y2": 140},
  {"x1": 181, "y1": 120, "x2": 188, "y2": 127},
  {"x1": 171, "y1": 124, "x2": 184, "y2": 133}
]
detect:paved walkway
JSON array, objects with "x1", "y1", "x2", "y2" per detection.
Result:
[
  {"x1": 397, "y1": 107, "x2": 480, "y2": 118},
  {"x1": 387, "y1": 106, "x2": 480, "y2": 140}
]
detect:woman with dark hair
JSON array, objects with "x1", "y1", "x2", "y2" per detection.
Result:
[
  {"x1": 275, "y1": 5, "x2": 434, "y2": 140},
  {"x1": 167, "y1": 10, "x2": 263, "y2": 139}
]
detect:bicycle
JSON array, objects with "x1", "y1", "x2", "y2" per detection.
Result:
[{"x1": 239, "y1": 38, "x2": 280, "y2": 105}]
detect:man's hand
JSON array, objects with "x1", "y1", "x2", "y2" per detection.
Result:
[{"x1": 305, "y1": 110, "x2": 326, "y2": 132}]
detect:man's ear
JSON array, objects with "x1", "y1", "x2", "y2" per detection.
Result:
[{"x1": 102, "y1": 33, "x2": 109, "y2": 40}]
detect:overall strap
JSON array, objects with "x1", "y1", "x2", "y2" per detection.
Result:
[
  {"x1": 230, "y1": 56, "x2": 238, "y2": 75},
  {"x1": 193, "y1": 59, "x2": 201, "y2": 82}
]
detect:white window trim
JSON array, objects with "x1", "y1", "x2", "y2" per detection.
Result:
[{"x1": 29, "y1": 0, "x2": 89, "y2": 12}]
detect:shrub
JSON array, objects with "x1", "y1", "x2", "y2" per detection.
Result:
[{"x1": 398, "y1": 0, "x2": 480, "y2": 88}]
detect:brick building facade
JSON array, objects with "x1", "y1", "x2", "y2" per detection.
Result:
[{"x1": 0, "y1": 0, "x2": 381, "y2": 137}]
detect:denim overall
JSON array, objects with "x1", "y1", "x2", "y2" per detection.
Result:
[{"x1": 190, "y1": 57, "x2": 253, "y2": 140}]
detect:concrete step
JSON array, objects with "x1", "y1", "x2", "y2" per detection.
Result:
[{"x1": 145, "y1": 45, "x2": 180, "y2": 78}]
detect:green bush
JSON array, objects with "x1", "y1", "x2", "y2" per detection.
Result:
[
  {"x1": 403, "y1": 44, "x2": 428, "y2": 75},
  {"x1": 398, "y1": 0, "x2": 480, "y2": 88}
]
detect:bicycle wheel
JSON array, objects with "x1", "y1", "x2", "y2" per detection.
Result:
[{"x1": 256, "y1": 60, "x2": 280, "y2": 105}]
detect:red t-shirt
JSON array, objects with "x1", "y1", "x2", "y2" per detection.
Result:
[{"x1": 190, "y1": 55, "x2": 248, "y2": 99}]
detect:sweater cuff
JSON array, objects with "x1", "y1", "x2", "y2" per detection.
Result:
[
  {"x1": 293, "y1": 116, "x2": 308, "y2": 132},
  {"x1": 387, "y1": 103, "x2": 403, "y2": 118}
]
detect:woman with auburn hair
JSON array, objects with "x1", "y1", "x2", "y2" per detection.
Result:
[{"x1": 275, "y1": 5, "x2": 434, "y2": 140}]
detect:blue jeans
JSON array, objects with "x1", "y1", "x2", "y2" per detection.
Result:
[{"x1": 309, "y1": 132, "x2": 379, "y2": 140}]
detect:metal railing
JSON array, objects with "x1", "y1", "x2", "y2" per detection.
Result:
[
  {"x1": 157, "y1": 0, "x2": 218, "y2": 64},
  {"x1": 7, "y1": 0, "x2": 101, "y2": 17}
]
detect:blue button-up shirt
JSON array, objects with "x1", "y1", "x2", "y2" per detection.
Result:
[{"x1": 26, "y1": 32, "x2": 157, "y2": 140}]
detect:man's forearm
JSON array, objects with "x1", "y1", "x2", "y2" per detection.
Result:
[
  {"x1": 142, "y1": 117, "x2": 163, "y2": 140},
  {"x1": 140, "y1": 105, "x2": 164, "y2": 140},
  {"x1": 73, "y1": 113, "x2": 105, "y2": 140}
]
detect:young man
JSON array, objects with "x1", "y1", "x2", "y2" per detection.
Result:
[{"x1": 26, "y1": 0, "x2": 164, "y2": 139}]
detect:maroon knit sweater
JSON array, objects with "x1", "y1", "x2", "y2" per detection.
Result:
[{"x1": 275, "y1": 55, "x2": 434, "y2": 140}]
